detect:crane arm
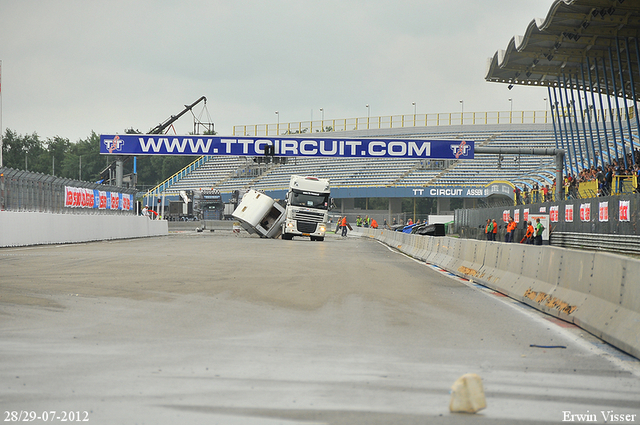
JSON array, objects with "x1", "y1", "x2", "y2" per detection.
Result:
[{"x1": 148, "y1": 96, "x2": 207, "y2": 134}]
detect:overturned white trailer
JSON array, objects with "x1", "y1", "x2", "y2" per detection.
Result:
[{"x1": 231, "y1": 189, "x2": 285, "y2": 238}]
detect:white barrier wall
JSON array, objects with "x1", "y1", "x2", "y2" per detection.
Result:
[
  {"x1": 0, "y1": 211, "x2": 168, "y2": 247},
  {"x1": 362, "y1": 229, "x2": 640, "y2": 360}
]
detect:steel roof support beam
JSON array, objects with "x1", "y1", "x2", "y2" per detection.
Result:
[
  {"x1": 594, "y1": 57, "x2": 613, "y2": 165},
  {"x1": 581, "y1": 63, "x2": 599, "y2": 167},
  {"x1": 562, "y1": 72, "x2": 580, "y2": 175},
  {"x1": 627, "y1": 37, "x2": 640, "y2": 159},
  {"x1": 475, "y1": 147, "x2": 565, "y2": 201},
  {"x1": 621, "y1": 37, "x2": 638, "y2": 165},
  {"x1": 632, "y1": 37, "x2": 640, "y2": 165},
  {"x1": 551, "y1": 85, "x2": 569, "y2": 172},
  {"x1": 575, "y1": 69, "x2": 593, "y2": 168},
  {"x1": 558, "y1": 77, "x2": 576, "y2": 175},
  {"x1": 569, "y1": 73, "x2": 587, "y2": 169},
  {"x1": 586, "y1": 57, "x2": 606, "y2": 167},
  {"x1": 603, "y1": 51, "x2": 621, "y2": 165},
  {"x1": 549, "y1": 85, "x2": 564, "y2": 169},
  {"x1": 609, "y1": 45, "x2": 629, "y2": 168}
]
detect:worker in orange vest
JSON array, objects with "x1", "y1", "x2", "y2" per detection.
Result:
[
  {"x1": 506, "y1": 217, "x2": 516, "y2": 242},
  {"x1": 492, "y1": 219, "x2": 498, "y2": 241},
  {"x1": 371, "y1": 218, "x2": 378, "y2": 229},
  {"x1": 340, "y1": 216, "x2": 348, "y2": 237},
  {"x1": 485, "y1": 219, "x2": 492, "y2": 240},
  {"x1": 522, "y1": 221, "x2": 534, "y2": 244}
]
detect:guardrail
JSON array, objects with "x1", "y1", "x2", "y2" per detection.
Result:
[
  {"x1": 551, "y1": 232, "x2": 640, "y2": 256},
  {"x1": 456, "y1": 192, "x2": 639, "y2": 241},
  {"x1": 233, "y1": 110, "x2": 554, "y2": 136}
]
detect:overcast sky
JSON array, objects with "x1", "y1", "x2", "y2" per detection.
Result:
[{"x1": 0, "y1": 0, "x2": 557, "y2": 142}]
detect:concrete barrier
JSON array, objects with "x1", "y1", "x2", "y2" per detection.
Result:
[
  {"x1": 0, "y1": 211, "x2": 168, "y2": 247},
  {"x1": 363, "y1": 229, "x2": 640, "y2": 359}
]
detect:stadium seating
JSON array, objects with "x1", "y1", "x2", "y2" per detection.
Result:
[{"x1": 155, "y1": 122, "x2": 637, "y2": 195}]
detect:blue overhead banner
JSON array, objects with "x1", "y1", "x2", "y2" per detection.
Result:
[{"x1": 100, "y1": 134, "x2": 474, "y2": 160}]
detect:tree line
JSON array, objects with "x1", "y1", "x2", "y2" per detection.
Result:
[{"x1": 1, "y1": 129, "x2": 194, "y2": 191}]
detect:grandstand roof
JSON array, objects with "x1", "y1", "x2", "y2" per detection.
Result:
[{"x1": 485, "y1": 0, "x2": 640, "y2": 99}]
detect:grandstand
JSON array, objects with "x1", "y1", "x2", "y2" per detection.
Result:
[
  {"x1": 153, "y1": 122, "x2": 566, "y2": 199},
  {"x1": 151, "y1": 116, "x2": 637, "y2": 200}
]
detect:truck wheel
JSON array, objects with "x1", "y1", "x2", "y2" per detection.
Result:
[
  {"x1": 316, "y1": 236, "x2": 324, "y2": 241},
  {"x1": 282, "y1": 233, "x2": 293, "y2": 240}
]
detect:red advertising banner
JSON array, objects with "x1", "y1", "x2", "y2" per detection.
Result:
[
  {"x1": 565, "y1": 204, "x2": 574, "y2": 222},
  {"x1": 64, "y1": 187, "x2": 95, "y2": 208},
  {"x1": 64, "y1": 186, "x2": 133, "y2": 210},
  {"x1": 99, "y1": 191, "x2": 108, "y2": 209},
  {"x1": 619, "y1": 200, "x2": 630, "y2": 221},
  {"x1": 110, "y1": 192, "x2": 120, "y2": 210},
  {"x1": 598, "y1": 201, "x2": 608, "y2": 222},
  {"x1": 579, "y1": 203, "x2": 591, "y2": 222},
  {"x1": 549, "y1": 205, "x2": 559, "y2": 222}
]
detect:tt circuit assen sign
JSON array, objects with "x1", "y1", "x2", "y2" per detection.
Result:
[{"x1": 100, "y1": 134, "x2": 474, "y2": 160}]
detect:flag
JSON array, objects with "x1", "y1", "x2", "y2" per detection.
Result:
[
  {"x1": 580, "y1": 203, "x2": 591, "y2": 222},
  {"x1": 619, "y1": 200, "x2": 630, "y2": 222},
  {"x1": 599, "y1": 202, "x2": 608, "y2": 222},
  {"x1": 565, "y1": 204, "x2": 574, "y2": 222}
]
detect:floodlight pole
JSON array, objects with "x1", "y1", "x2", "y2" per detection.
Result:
[
  {"x1": 474, "y1": 146, "x2": 565, "y2": 201},
  {"x1": 412, "y1": 102, "x2": 416, "y2": 126}
]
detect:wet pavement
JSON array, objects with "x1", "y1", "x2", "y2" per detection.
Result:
[{"x1": 1, "y1": 231, "x2": 639, "y2": 424}]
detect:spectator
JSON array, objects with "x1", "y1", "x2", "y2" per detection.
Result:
[
  {"x1": 605, "y1": 165, "x2": 613, "y2": 195},
  {"x1": 485, "y1": 219, "x2": 493, "y2": 241},
  {"x1": 569, "y1": 176, "x2": 578, "y2": 199},
  {"x1": 534, "y1": 218, "x2": 544, "y2": 246},
  {"x1": 543, "y1": 184, "x2": 550, "y2": 202}
]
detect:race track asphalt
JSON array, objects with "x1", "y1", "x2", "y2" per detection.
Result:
[{"x1": 1, "y1": 230, "x2": 639, "y2": 424}]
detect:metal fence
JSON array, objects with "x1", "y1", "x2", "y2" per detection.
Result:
[
  {"x1": 455, "y1": 193, "x2": 640, "y2": 255},
  {"x1": 232, "y1": 107, "x2": 632, "y2": 137},
  {"x1": 0, "y1": 167, "x2": 138, "y2": 215}
]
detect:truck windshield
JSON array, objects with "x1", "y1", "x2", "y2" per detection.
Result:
[{"x1": 290, "y1": 189, "x2": 329, "y2": 209}]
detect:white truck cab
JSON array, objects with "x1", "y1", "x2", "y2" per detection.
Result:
[{"x1": 282, "y1": 175, "x2": 330, "y2": 241}]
